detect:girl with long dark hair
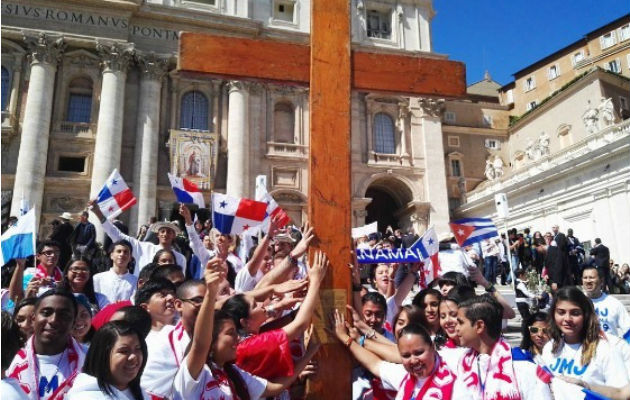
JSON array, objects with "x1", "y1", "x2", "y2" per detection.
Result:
[
  {"x1": 59, "y1": 257, "x2": 108, "y2": 311},
  {"x1": 67, "y1": 321, "x2": 147, "y2": 400}
]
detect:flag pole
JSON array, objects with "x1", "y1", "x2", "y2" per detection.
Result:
[{"x1": 502, "y1": 218, "x2": 516, "y2": 291}]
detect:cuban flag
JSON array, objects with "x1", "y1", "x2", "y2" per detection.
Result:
[
  {"x1": 1, "y1": 207, "x2": 36, "y2": 265},
  {"x1": 449, "y1": 217, "x2": 499, "y2": 247},
  {"x1": 168, "y1": 173, "x2": 205, "y2": 208},
  {"x1": 96, "y1": 169, "x2": 137, "y2": 220},
  {"x1": 212, "y1": 193, "x2": 267, "y2": 235},
  {"x1": 415, "y1": 226, "x2": 440, "y2": 285}
]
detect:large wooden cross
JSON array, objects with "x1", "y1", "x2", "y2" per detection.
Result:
[{"x1": 178, "y1": 1, "x2": 465, "y2": 396}]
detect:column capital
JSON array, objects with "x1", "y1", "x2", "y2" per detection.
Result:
[
  {"x1": 418, "y1": 97, "x2": 445, "y2": 119},
  {"x1": 23, "y1": 32, "x2": 65, "y2": 66},
  {"x1": 227, "y1": 80, "x2": 250, "y2": 93},
  {"x1": 96, "y1": 42, "x2": 134, "y2": 73},
  {"x1": 136, "y1": 52, "x2": 169, "y2": 81}
]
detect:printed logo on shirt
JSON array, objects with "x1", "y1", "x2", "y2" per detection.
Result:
[
  {"x1": 39, "y1": 374, "x2": 59, "y2": 397},
  {"x1": 595, "y1": 307, "x2": 610, "y2": 331},
  {"x1": 548, "y1": 358, "x2": 588, "y2": 376}
]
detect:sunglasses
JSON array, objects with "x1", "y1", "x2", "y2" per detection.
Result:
[{"x1": 528, "y1": 326, "x2": 549, "y2": 335}]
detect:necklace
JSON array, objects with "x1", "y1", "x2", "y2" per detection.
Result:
[{"x1": 36, "y1": 348, "x2": 67, "y2": 397}]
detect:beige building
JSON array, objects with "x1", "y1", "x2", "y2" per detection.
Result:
[
  {"x1": 501, "y1": 14, "x2": 630, "y2": 117},
  {"x1": 1, "y1": 0, "x2": 458, "y2": 240}
]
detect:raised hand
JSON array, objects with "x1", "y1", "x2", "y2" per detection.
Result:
[
  {"x1": 345, "y1": 304, "x2": 370, "y2": 334},
  {"x1": 330, "y1": 308, "x2": 350, "y2": 342},
  {"x1": 308, "y1": 250, "x2": 329, "y2": 285},
  {"x1": 274, "y1": 278, "x2": 309, "y2": 295},
  {"x1": 348, "y1": 252, "x2": 361, "y2": 286},
  {"x1": 87, "y1": 199, "x2": 104, "y2": 221},
  {"x1": 267, "y1": 214, "x2": 283, "y2": 238},
  {"x1": 179, "y1": 203, "x2": 193, "y2": 226},
  {"x1": 292, "y1": 221, "x2": 314, "y2": 258}
]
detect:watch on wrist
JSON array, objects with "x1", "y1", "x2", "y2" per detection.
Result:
[{"x1": 485, "y1": 283, "x2": 496, "y2": 293}]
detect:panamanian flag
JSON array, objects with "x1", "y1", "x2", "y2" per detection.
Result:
[
  {"x1": 0, "y1": 207, "x2": 36, "y2": 265},
  {"x1": 416, "y1": 226, "x2": 440, "y2": 285},
  {"x1": 449, "y1": 217, "x2": 498, "y2": 247},
  {"x1": 212, "y1": 193, "x2": 267, "y2": 235},
  {"x1": 168, "y1": 173, "x2": 205, "y2": 208},
  {"x1": 96, "y1": 169, "x2": 137, "y2": 219}
]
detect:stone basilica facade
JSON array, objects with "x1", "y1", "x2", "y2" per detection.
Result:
[{"x1": 1, "y1": 0, "x2": 456, "y2": 238}]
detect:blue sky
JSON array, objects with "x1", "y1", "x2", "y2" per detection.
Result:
[{"x1": 432, "y1": 1, "x2": 628, "y2": 86}]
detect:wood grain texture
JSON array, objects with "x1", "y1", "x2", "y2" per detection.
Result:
[
  {"x1": 178, "y1": 33, "x2": 466, "y2": 97},
  {"x1": 306, "y1": 0, "x2": 353, "y2": 397}
]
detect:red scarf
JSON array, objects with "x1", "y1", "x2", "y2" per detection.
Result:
[
  {"x1": 400, "y1": 355, "x2": 456, "y2": 400},
  {"x1": 7, "y1": 336, "x2": 85, "y2": 400},
  {"x1": 458, "y1": 338, "x2": 521, "y2": 400},
  {"x1": 167, "y1": 321, "x2": 189, "y2": 368},
  {"x1": 208, "y1": 363, "x2": 241, "y2": 400},
  {"x1": 35, "y1": 264, "x2": 63, "y2": 283}
]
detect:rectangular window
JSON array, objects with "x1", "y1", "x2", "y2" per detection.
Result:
[
  {"x1": 367, "y1": 9, "x2": 391, "y2": 39},
  {"x1": 601, "y1": 31, "x2": 616, "y2": 49},
  {"x1": 620, "y1": 24, "x2": 630, "y2": 41},
  {"x1": 482, "y1": 114, "x2": 493, "y2": 127},
  {"x1": 573, "y1": 51, "x2": 584, "y2": 65},
  {"x1": 273, "y1": 1, "x2": 295, "y2": 23},
  {"x1": 548, "y1": 65, "x2": 559, "y2": 80},
  {"x1": 505, "y1": 89, "x2": 514, "y2": 104},
  {"x1": 606, "y1": 59, "x2": 621, "y2": 73},
  {"x1": 450, "y1": 159, "x2": 461, "y2": 177},
  {"x1": 447, "y1": 136, "x2": 460, "y2": 147},
  {"x1": 444, "y1": 111, "x2": 456, "y2": 123},
  {"x1": 524, "y1": 76, "x2": 536, "y2": 92},
  {"x1": 526, "y1": 101, "x2": 537, "y2": 111},
  {"x1": 620, "y1": 97, "x2": 628, "y2": 110},
  {"x1": 67, "y1": 94, "x2": 92, "y2": 123},
  {"x1": 485, "y1": 138, "x2": 500, "y2": 150},
  {"x1": 58, "y1": 156, "x2": 86, "y2": 173}
]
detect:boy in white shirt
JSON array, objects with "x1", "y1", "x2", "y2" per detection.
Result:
[{"x1": 92, "y1": 240, "x2": 138, "y2": 304}]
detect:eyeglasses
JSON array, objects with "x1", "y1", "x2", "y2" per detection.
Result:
[
  {"x1": 181, "y1": 296, "x2": 204, "y2": 306},
  {"x1": 528, "y1": 326, "x2": 549, "y2": 335},
  {"x1": 41, "y1": 250, "x2": 60, "y2": 256}
]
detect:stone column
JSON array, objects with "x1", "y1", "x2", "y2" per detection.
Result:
[
  {"x1": 226, "y1": 81, "x2": 249, "y2": 198},
  {"x1": 89, "y1": 43, "x2": 133, "y2": 241},
  {"x1": 129, "y1": 53, "x2": 169, "y2": 232},
  {"x1": 10, "y1": 33, "x2": 65, "y2": 222},
  {"x1": 417, "y1": 97, "x2": 450, "y2": 235}
]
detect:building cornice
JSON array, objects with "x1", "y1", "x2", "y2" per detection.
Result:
[{"x1": 441, "y1": 125, "x2": 508, "y2": 136}]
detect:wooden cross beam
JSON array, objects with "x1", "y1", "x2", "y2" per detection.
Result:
[{"x1": 178, "y1": 3, "x2": 465, "y2": 397}]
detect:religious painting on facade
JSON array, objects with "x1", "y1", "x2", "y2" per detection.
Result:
[{"x1": 168, "y1": 129, "x2": 218, "y2": 190}]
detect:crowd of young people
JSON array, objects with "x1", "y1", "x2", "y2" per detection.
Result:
[{"x1": 1, "y1": 202, "x2": 630, "y2": 400}]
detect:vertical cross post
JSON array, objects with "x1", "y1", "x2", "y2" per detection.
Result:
[{"x1": 307, "y1": 0, "x2": 353, "y2": 397}]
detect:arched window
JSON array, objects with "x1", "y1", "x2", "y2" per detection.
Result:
[
  {"x1": 274, "y1": 102, "x2": 294, "y2": 143},
  {"x1": 1, "y1": 67, "x2": 10, "y2": 111},
  {"x1": 373, "y1": 112, "x2": 396, "y2": 154},
  {"x1": 180, "y1": 91, "x2": 209, "y2": 131},
  {"x1": 66, "y1": 77, "x2": 93, "y2": 123}
]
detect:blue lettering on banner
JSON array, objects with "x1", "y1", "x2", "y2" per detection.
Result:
[
  {"x1": 356, "y1": 243, "x2": 424, "y2": 264},
  {"x1": 39, "y1": 375, "x2": 59, "y2": 397},
  {"x1": 549, "y1": 358, "x2": 588, "y2": 376}
]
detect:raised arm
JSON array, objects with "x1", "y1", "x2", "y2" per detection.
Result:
[
  {"x1": 244, "y1": 215, "x2": 282, "y2": 277},
  {"x1": 393, "y1": 262, "x2": 421, "y2": 307},
  {"x1": 87, "y1": 199, "x2": 138, "y2": 247},
  {"x1": 331, "y1": 308, "x2": 383, "y2": 378},
  {"x1": 8, "y1": 259, "x2": 26, "y2": 303},
  {"x1": 186, "y1": 258, "x2": 223, "y2": 379},
  {"x1": 282, "y1": 250, "x2": 329, "y2": 341},
  {"x1": 469, "y1": 265, "x2": 516, "y2": 319},
  {"x1": 262, "y1": 339, "x2": 321, "y2": 396},
  {"x1": 180, "y1": 203, "x2": 210, "y2": 266}
]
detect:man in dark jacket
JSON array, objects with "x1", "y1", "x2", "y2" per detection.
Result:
[
  {"x1": 590, "y1": 238, "x2": 611, "y2": 292},
  {"x1": 72, "y1": 211, "x2": 96, "y2": 260},
  {"x1": 546, "y1": 224, "x2": 571, "y2": 290},
  {"x1": 49, "y1": 212, "x2": 74, "y2": 267}
]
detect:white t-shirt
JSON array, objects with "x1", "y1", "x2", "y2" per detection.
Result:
[
  {"x1": 591, "y1": 293, "x2": 630, "y2": 338},
  {"x1": 542, "y1": 339, "x2": 630, "y2": 387},
  {"x1": 1, "y1": 378, "x2": 28, "y2": 400},
  {"x1": 234, "y1": 268, "x2": 264, "y2": 293},
  {"x1": 172, "y1": 357, "x2": 267, "y2": 400},
  {"x1": 93, "y1": 269, "x2": 138, "y2": 304},
  {"x1": 141, "y1": 324, "x2": 188, "y2": 398},
  {"x1": 67, "y1": 373, "x2": 148, "y2": 400},
  {"x1": 35, "y1": 352, "x2": 73, "y2": 400}
]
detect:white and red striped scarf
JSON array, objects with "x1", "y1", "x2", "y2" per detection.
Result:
[
  {"x1": 399, "y1": 355, "x2": 456, "y2": 400},
  {"x1": 7, "y1": 336, "x2": 85, "y2": 400},
  {"x1": 458, "y1": 338, "x2": 521, "y2": 400},
  {"x1": 34, "y1": 264, "x2": 64, "y2": 283},
  {"x1": 167, "y1": 320, "x2": 189, "y2": 367}
]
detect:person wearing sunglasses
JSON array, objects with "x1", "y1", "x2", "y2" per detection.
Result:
[{"x1": 517, "y1": 312, "x2": 550, "y2": 364}]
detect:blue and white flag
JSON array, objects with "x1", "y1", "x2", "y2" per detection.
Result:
[
  {"x1": 1, "y1": 207, "x2": 36, "y2": 265},
  {"x1": 356, "y1": 227, "x2": 439, "y2": 267},
  {"x1": 449, "y1": 217, "x2": 499, "y2": 247}
]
